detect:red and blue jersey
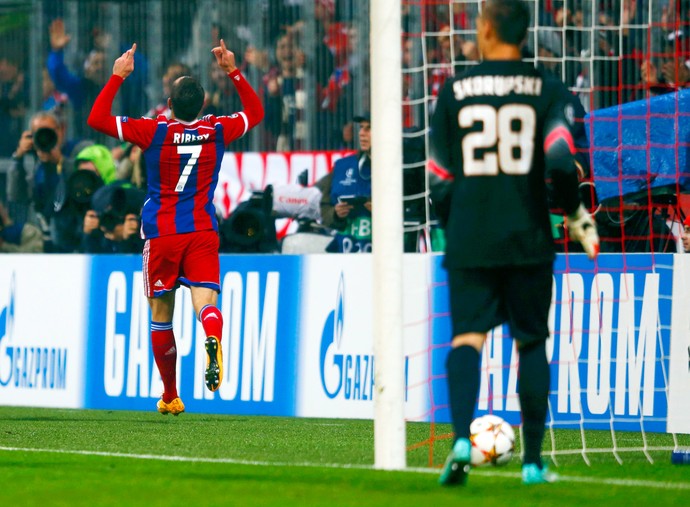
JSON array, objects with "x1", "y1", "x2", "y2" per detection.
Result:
[
  {"x1": 114, "y1": 112, "x2": 249, "y2": 238},
  {"x1": 88, "y1": 69, "x2": 264, "y2": 239}
]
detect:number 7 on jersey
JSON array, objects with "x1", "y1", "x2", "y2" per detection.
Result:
[{"x1": 175, "y1": 145, "x2": 202, "y2": 192}]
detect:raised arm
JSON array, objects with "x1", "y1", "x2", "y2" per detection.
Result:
[
  {"x1": 87, "y1": 44, "x2": 138, "y2": 139},
  {"x1": 212, "y1": 39, "x2": 264, "y2": 132},
  {"x1": 46, "y1": 19, "x2": 85, "y2": 106}
]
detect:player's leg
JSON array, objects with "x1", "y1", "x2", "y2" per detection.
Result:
[
  {"x1": 189, "y1": 286, "x2": 223, "y2": 392},
  {"x1": 144, "y1": 237, "x2": 185, "y2": 415},
  {"x1": 516, "y1": 340, "x2": 557, "y2": 484},
  {"x1": 181, "y1": 231, "x2": 223, "y2": 392},
  {"x1": 503, "y1": 263, "x2": 557, "y2": 484},
  {"x1": 440, "y1": 268, "x2": 501, "y2": 486}
]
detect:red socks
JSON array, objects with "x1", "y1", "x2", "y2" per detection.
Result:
[
  {"x1": 199, "y1": 305, "x2": 223, "y2": 341},
  {"x1": 151, "y1": 307, "x2": 222, "y2": 403},
  {"x1": 151, "y1": 322, "x2": 178, "y2": 403}
]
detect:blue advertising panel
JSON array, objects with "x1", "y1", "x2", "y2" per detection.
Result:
[
  {"x1": 85, "y1": 254, "x2": 303, "y2": 416},
  {"x1": 430, "y1": 254, "x2": 673, "y2": 432}
]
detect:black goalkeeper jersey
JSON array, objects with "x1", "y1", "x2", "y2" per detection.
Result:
[{"x1": 430, "y1": 59, "x2": 581, "y2": 269}]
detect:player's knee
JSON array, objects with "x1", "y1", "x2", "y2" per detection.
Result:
[{"x1": 451, "y1": 332, "x2": 486, "y2": 351}]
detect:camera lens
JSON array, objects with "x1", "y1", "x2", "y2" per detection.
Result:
[
  {"x1": 33, "y1": 127, "x2": 58, "y2": 153},
  {"x1": 68, "y1": 170, "x2": 104, "y2": 204},
  {"x1": 99, "y1": 213, "x2": 122, "y2": 232}
]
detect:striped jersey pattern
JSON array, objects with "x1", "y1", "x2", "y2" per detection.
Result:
[{"x1": 114, "y1": 112, "x2": 249, "y2": 238}]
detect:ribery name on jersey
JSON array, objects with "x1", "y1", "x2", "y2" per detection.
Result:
[
  {"x1": 102, "y1": 271, "x2": 279, "y2": 403},
  {"x1": 172, "y1": 132, "x2": 210, "y2": 144}
]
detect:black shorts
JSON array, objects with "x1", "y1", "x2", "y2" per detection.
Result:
[{"x1": 447, "y1": 263, "x2": 553, "y2": 345}]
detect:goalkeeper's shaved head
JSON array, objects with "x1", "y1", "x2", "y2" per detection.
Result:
[{"x1": 481, "y1": 0, "x2": 530, "y2": 46}]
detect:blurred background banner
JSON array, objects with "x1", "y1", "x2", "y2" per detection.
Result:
[{"x1": 587, "y1": 89, "x2": 690, "y2": 203}]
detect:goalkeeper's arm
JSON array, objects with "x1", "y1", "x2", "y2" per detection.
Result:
[
  {"x1": 543, "y1": 120, "x2": 599, "y2": 259},
  {"x1": 428, "y1": 80, "x2": 457, "y2": 228}
]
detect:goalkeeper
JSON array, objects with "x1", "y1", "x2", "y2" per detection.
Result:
[{"x1": 428, "y1": 0, "x2": 598, "y2": 487}]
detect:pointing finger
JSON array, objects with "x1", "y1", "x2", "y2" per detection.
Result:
[
  {"x1": 130, "y1": 42, "x2": 137, "y2": 55},
  {"x1": 220, "y1": 38, "x2": 227, "y2": 51}
]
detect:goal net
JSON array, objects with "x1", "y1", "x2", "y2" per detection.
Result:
[{"x1": 400, "y1": 0, "x2": 690, "y2": 468}]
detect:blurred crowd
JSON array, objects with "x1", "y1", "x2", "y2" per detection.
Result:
[{"x1": 1, "y1": 0, "x2": 689, "y2": 254}]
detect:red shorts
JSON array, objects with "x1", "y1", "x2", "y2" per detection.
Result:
[{"x1": 143, "y1": 230, "x2": 220, "y2": 298}]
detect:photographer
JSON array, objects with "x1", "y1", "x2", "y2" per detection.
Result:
[
  {"x1": 7, "y1": 110, "x2": 89, "y2": 251},
  {"x1": 50, "y1": 144, "x2": 120, "y2": 253},
  {"x1": 315, "y1": 113, "x2": 372, "y2": 252},
  {"x1": 80, "y1": 183, "x2": 145, "y2": 254}
]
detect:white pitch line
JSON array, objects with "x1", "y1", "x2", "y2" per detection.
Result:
[{"x1": 2, "y1": 446, "x2": 690, "y2": 491}]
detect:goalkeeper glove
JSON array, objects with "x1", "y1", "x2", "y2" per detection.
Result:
[{"x1": 566, "y1": 204, "x2": 600, "y2": 260}]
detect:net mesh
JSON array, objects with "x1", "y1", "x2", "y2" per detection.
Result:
[
  {"x1": 401, "y1": 0, "x2": 689, "y2": 253},
  {"x1": 402, "y1": 0, "x2": 690, "y2": 468}
]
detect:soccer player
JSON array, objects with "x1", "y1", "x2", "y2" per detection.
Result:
[
  {"x1": 88, "y1": 40, "x2": 264, "y2": 415},
  {"x1": 429, "y1": 0, "x2": 598, "y2": 486}
]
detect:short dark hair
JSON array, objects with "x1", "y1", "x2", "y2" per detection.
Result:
[
  {"x1": 482, "y1": 0, "x2": 530, "y2": 46},
  {"x1": 170, "y1": 76, "x2": 205, "y2": 122}
]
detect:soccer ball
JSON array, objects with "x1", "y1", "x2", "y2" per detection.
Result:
[{"x1": 469, "y1": 414, "x2": 515, "y2": 467}]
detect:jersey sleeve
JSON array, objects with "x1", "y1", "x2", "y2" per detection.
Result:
[
  {"x1": 543, "y1": 80, "x2": 581, "y2": 216},
  {"x1": 214, "y1": 112, "x2": 252, "y2": 144},
  {"x1": 115, "y1": 115, "x2": 157, "y2": 148},
  {"x1": 428, "y1": 80, "x2": 457, "y2": 227},
  {"x1": 429, "y1": 81, "x2": 458, "y2": 179},
  {"x1": 88, "y1": 75, "x2": 157, "y2": 149},
  {"x1": 216, "y1": 69, "x2": 264, "y2": 145}
]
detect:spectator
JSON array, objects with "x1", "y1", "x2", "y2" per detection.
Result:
[
  {"x1": 47, "y1": 19, "x2": 108, "y2": 141},
  {"x1": 49, "y1": 146, "x2": 114, "y2": 254},
  {"x1": 429, "y1": 24, "x2": 458, "y2": 101},
  {"x1": 0, "y1": 56, "x2": 26, "y2": 157},
  {"x1": 0, "y1": 201, "x2": 43, "y2": 253},
  {"x1": 80, "y1": 183, "x2": 145, "y2": 254},
  {"x1": 314, "y1": 112, "x2": 371, "y2": 252},
  {"x1": 262, "y1": 33, "x2": 307, "y2": 151},
  {"x1": 115, "y1": 143, "x2": 146, "y2": 189},
  {"x1": 204, "y1": 59, "x2": 243, "y2": 117},
  {"x1": 640, "y1": 28, "x2": 690, "y2": 97},
  {"x1": 73, "y1": 144, "x2": 118, "y2": 185},
  {"x1": 7, "y1": 110, "x2": 91, "y2": 251},
  {"x1": 317, "y1": 3, "x2": 356, "y2": 149},
  {"x1": 41, "y1": 68, "x2": 68, "y2": 114}
]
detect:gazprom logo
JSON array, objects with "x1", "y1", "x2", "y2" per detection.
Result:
[
  {"x1": 0, "y1": 273, "x2": 68, "y2": 389},
  {"x1": 319, "y1": 273, "x2": 374, "y2": 400}
]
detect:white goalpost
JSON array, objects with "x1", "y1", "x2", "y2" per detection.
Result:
[{"x1": 371, "y1": 0, "x2": 406, "y2": 470}]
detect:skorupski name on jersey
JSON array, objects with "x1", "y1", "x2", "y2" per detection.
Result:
[{"x1": 453, "y1": 75, "x2": 543, "y2": 101}]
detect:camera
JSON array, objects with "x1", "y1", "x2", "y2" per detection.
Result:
[
  {"x1": 220, "y1": 186, "x2": 278, "y2": 253},
  {"x1": 67, "y1": 169, "x2": 104, "y2": 209},
  {"x1": 91, "y1": 184, "x2": 145, "y2": 233},
  {"x1": 32, "y1": 127, "x2": 58, "y2": 153}
]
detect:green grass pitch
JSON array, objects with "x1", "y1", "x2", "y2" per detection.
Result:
[{"x1": 0, "y1": 407, "x2": 689, "y2": 506}]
